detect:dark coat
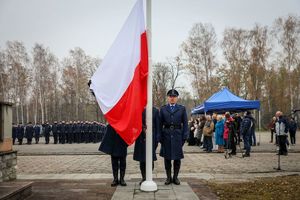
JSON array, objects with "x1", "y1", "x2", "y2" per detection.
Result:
[
  {"x1": 17, "y1": 126, "x2": 24, "y2": 139},
  {"x1": 99, "y1": 124, "x2": 128, "y2": 157},
  {"x1": 12, "y1": 126, "x2": 17, "y2": 139},
  {"x1": 44, "y1": 124, "x2": 52, "y2": 135},
  {"x1": 133, "y1": 107, "x2": 160, "y2": 162},
  {"x1": 159, "y1": 104, "x2": 188, "y2": 160},
  {"x1": 289, "y1": 120, "x2": 297, "y2": 132},
  {"x1": 52, "y1": 124, "x2": 58, "y2": 133},
  {"x1": 240, "y1": 115, "x2": 254, "y2": 136},
  {"x1": 34, "y1": 125, "x2": 40, "y2": 137},
  {"x1": 25, "y1": 125, "x2": 34, "y2": 139}
]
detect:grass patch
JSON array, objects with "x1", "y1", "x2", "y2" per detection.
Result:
[{"x1": 209, "y1": 175, "x2": 300, "y2": 200}]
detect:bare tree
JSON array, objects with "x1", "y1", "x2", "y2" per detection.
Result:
[
  {"x1": 221, "y1": 28, "x2": 251, "y2": 97},
  {"x1": 61, "y1": 47, "x2": 99, "y2": 120},
  {"x1": 182, "y1": 23, "x2": 218, "y2": 101},
  {"x1": 32, "y1": 43, "x2": 57, "y2": 123},
  {"x1": 5, "y1": 41, "x2": 30, "y2": 124},
  {"x1": 166, "y1": 55, "x2": 184, "y2": 89},
  {"x1": 272, "y1": 15, "x2": 300, "y2": 111}
]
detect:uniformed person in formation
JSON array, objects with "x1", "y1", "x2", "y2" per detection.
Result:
[
  {"x1": 133, "y1": 107, "x2": 160, "y2": 185},
  {"x1": 52, "y1": 121, "x2": 59, "y2": 144},
  {"x1": 25, "y1": 122, "x2": 34, "y2": 145},
  {"x1": 17, "y1": 123, "x2": 24, "y2": 145},
  {"x1": 99, "y1": 124, "x2": 128, "y2": 187},
  {"x1": 159, "y1": 89, "x2": 188, "y2": 185},
  {"x1": 34, "y1": 124, "x2": 41, "y2": 144},
  {"x1": 43, "y1": 122, "x2": 52, "y2": 144}
]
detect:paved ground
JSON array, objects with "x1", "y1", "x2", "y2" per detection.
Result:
[
  {"x1": 12, "y1": 131, "x2": 300, "y2": 199},
  {"x1": 13, "y1": 132, "x2": 300, "y2": 155}
]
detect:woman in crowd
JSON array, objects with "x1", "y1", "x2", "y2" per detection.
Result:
[
  {"x1": 203, "y1": 115, "x2": 214, "y2": 153},
  {"x1": 188, "y1": 118, "x2": 196, "y2": 146},
  {"x1": 198, "y1": 116, "x2": 206, "y2": 148},
  {"x1": 215, "y1": 115, "x2": 225, "y2": 153}
]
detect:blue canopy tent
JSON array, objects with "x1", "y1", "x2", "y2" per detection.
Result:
[{"x1": 191, "y1": 87, "x2": 260, "y2": 114}]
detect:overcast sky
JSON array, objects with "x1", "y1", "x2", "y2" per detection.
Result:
[{"x1": 1, "y1": 0, "x2": 300, "y2": 63}]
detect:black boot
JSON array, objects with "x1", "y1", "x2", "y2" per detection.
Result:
[
  {"x1": 119, "y1": 170, "x2": 127, "y2": 186},
  {"x1": 111, "y1": 169, "x2": 118, "y2": 187},
  {"x1": 173, "y1": 165, "x2": 180, "y2": 185},
  {"x1": 165, "y1": 169, "x2": 172, "y2": 185},
  {"x1": 139, "y1": 166, "x2": 146, "y2": 185}
]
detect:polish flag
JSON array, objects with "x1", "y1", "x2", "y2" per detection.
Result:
[{"x1": 90, "y1": 0, "x2": 148, "y2": 145}]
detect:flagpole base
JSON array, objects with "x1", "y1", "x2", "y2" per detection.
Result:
[{"x1": 140, "y1": 180, "x2": 157, "y2": 192}]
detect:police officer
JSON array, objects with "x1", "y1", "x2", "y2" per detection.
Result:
[
  {"x1": 44, "y1": 122, "x2": 52, "y2": 144},
  {"x1": 25, "y1": 122, "x2": 34, "y2": 144},
  {"x1": 133, "y1": 107, "x2": 160, "y2": 185},
  {"x1": 159, "y1": 89, "x2": 188, "y2": 185},
  {"x1": 34, "y1": 124, "x2": 41, "y2": 144},
  {"x1": 99, "y1": 124, "x2": 128, "y2": 187},
  {"x1": 83, "y1": 121, "x2": 90, "y2": 143},
  {"x1": 60, "y1": 121, "x2": 66, "y2": 144},
  {"x1": 52, "y1": 121, "x2": 59, "y2": 144},
  {"x1": 67, "y1": 121, "x2": 74, "y2": 144},
  {"x1": 17, "y1": 123, "x2": 24, "y2": 145},
  {"x1": 74, "y1": 121, "x2": 81, "y2": 143}
]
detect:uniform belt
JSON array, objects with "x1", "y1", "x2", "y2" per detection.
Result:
[{"x1": 164, "y1": 125, "x2": 182, "y2": 130}]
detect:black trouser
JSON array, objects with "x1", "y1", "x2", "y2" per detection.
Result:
[
  {"x1": 58, "y1": 132, "x2": 62, "y2": 143},
  {"x1": 271, "y1": 130, "x2": 275, "y2": 143},
  {"x1": 229, "y1": 133, "x2": 236, "y2": 154},
  {"x1": 53, "y1": 132, "x2": 58, "y2": 144},
  {"x1": 13, "y1": 137, "x2": 16, "y2": 145},
  {"x1": 61, "y1": 132, "x2": 66, "y2": 144},
  {"x1": 203, "y1": 136, "x2": 213, "y2": 152},
  {"x1": 111, "y1": 156, "x2": 126, "y2": 175},
  {"x1": 18, "y1": 138, "x2": 23, "y2": 145},
  {"x1": 139, "y1": 161, "x2": 154, "y2": 179},
  {"x1": 290, "y1": 131, "x2": 296, "y2": 145},
  {"x1": 35, "y1": 136, "x2": 39, "y2": 144},
  {"x1": 278, "y1": 135, "x2": 288, "y2": 155},
  {"x1": 45, "y1": 133, "x2": 50, "y2": 144},
  {"x1": 85, "y1": 133, "x2": 90, "y2": 143},
  {"x1": 68, "y1": 132, "x2": 73, "y2": 144},
  {"x1": 27, "y1": 138, "x2": 32, "y2": 144},
  {"x1": 164, "y1": 159, "x2": 181, "y2": 173}
]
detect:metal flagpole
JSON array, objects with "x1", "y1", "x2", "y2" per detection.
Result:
[{"x1": 140, "y1": 0, "x2": 157, "y2": 192}]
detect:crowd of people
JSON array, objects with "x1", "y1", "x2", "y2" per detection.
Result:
[
  {"x1": 188, "y1": 112, "x2": 255, "y2": 157},
  {"x1": 268, "y1": 111, "x2": 298, "y2": 155},
  {"x1": 12, "y1": 121, "x2": 106, "y2": 145},
  {"x1": 188, "y1": 110, "x2": 298, "y2": 157}
]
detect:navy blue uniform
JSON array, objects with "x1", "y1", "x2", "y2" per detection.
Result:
[
  {"x1": 44, "y1": 124, "x2": 52, "y2": 144},
  {"x1": 59, "y1": 123, "x2": 66, "y2": 144},
  {"x1": 133, "y1": 107, "x2": 160, "y2": 183},
  {"x1": 17, "y1": 125, "x2": 24, "y2": 145},
  {"x1": 34, "y1": 125, "x2": 40, "y2": 144},
  {"x1": 74, "y1": 123, "x2": 81, "y2": 143},
  {"x1": 159, "y1": 104, "x2": 188, "y2": 160},
  {"x1": 99, "y1": 124, "x2": 128, "y2": 186},
  {"x1": 52, "y1": 123, "x2": 59, "y2": 144},
  {"x1": 83, "y1": 123, "x2": 89, "y2": 143},
  {"x1": 12, "y1": 125, "x2": 17, "y2": 145},
  {"x1": 159, "y1": 103, "x2": 188, "y2": 185},
  {"x1": 133, "y1": 107, "x2": 160, "y2": 162},
  {"x1": 25, "y1": 124, "x2": 34, "y2": 144},
  {"x1": 67, "y1": 123, "x2": 73, "y2": 144},
  {"x1": 91, "y1": 123, "x2": 98, "y2": 143}
]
